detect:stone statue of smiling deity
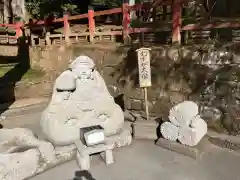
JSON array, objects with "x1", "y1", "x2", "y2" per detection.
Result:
[{"x1": 41, "y1": 56, "x2": 124, "y2": 146}]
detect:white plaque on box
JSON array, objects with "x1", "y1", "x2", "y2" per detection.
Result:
[
  {"x1": 84, "y1": 129, "x2": 105, "y2": 146},
  {"x1": 80, "y1": 125, "x2": 105, "y2": 146},
  {"x1": 136, "y1": 47, "x2": 152, "y2": 87}
]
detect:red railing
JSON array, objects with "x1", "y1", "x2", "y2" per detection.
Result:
[
  {"x1": 0, "y1": 22, "x2": 23, "y2": 39},
  {"x1": 1, "y1": 0, "x2": 240, "y2": 44}
]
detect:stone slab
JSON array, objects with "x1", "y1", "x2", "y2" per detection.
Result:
[
  {"x1": 132, "y1": 120, "x2": 159, "y2": 140},
  {"x1": 207, "y1": 130, "x2": 240, "y2": 144},
  {"x1": 156, "y1": 137, "x2": 211, "y2": 160},
  {"x1": 206, "y1": 130, "x2": 240, "y2": 155},
  {"x1": 0, "y1": 98, "x2": 49, "y2": 119},
  {"x1": 208, "y1": 137, "x2": 240, "y2": 151},
  {"x1": 0, "y1": 98, "x2": 49, "y2": 110},
  {"x1": 1, "y1": 102, "x2": 47, "y2": 119}
]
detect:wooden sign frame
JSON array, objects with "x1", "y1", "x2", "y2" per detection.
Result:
[
  {"x1": 136, "y1": 47, "x2": 152, "y2": 120},
  {"x1": 136, "y1": 47, "x2": 152, "y2": 88}
]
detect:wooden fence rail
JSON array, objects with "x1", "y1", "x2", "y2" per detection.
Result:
[{"x1": 1, "y1": 0, "x2": 240, "y2": 45}]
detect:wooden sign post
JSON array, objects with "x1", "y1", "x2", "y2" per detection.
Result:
[{"x1": 136, "y1": 47, "x2": 152, "y2": 120}]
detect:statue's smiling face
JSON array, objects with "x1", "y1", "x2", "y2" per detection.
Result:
[
  {"x1": 70, "y1": 56, "x2": 95, "y2": 80},
  {"x1": 72, "y1": 66, "x2": 93, "y2": 80}
]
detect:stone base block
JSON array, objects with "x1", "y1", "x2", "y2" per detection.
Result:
[
  {"x1": 156, "y1": 137, "x2": 211, "y2": 160},
  {"x1": 75, "y1": 140, "x2": 115, "y2": 170},
  {"x1": 132, "y1": 120, "x2": 159, "y2": 140},
  {"x1": 100, "y1": 149, "x2": 114, "y2": 165}
]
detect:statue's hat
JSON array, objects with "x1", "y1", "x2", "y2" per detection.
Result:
[{"x1": 69, "y1": 56, "x2": 95, "y2": 69}]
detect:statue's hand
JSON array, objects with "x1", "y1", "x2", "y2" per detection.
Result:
[
  {"x1": 62, "y1": 92, "x2": 71, "y2": 100},
  {"x1": 98, "y1": 114, "x2": 109, "y2": 122},
  {"x1": 92, "y1": 109, "x2": 110, "y2": 122},
  {"x1": 64, "y1": 116, "x2": 79, "y2": 127}
]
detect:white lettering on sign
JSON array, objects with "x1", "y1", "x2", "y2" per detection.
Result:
[{"x1": 136, "y1": 47, "x2": 151, "y2": 87}]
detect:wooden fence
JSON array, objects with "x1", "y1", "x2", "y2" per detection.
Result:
[{"x1": 1, "y1": 0, "x2": 240, "y2": 45}]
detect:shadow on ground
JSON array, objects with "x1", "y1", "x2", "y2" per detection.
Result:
[
  {"x1": 0, "y1": 33, "x2": 30, "y2": 116},
  {"x1": 73, "y1": 170, "x2": 96, "y2": 180}
]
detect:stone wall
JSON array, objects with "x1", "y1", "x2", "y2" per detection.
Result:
[
  {"x1": 29, "y1": 43, "x2": 238, "y2": 119},
  {"x1": 30, "y1": 44, "x2": 191, "y2": 118},
  {"x1": 2, "y1": 42, "x2": 240, "y2": 134}
]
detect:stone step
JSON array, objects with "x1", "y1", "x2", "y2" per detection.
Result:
[
  {"x1": 156, "y1": 137, "x2": 215, "y2": 160},
  {"x1": 0, "y1": 98, "x2": 49, "y2": 118},
  {"x1": 132, "y1": 120, "x2": 160, "y2": 140}
]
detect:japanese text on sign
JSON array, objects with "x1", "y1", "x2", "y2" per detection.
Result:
[{"x1": 136, "y1": 48, "x2": 151, "y2": 87}]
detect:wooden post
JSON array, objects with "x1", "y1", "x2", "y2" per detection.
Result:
[
  {"x1": 88, "y1": 6, "x2": 95, "y2": 43},
  {"x1": 122, "y1": 0, "x2": 130, "y2": 45},
  {"x1": 163, "y1": 5, "x2": 167, "y2": 20},
  {"x1": 182, "y1": 7, "x2": 188, "y2": 44},
  {"x1": 15, "y1": 21, "x2": 23, "y2": 39},
  {"x1": 28, "y1": 19, "x2": 35, "y2": 46},
  {"x1": 172, "y1": 0, "x2": 182, "y2": 44},
  {"x1": 129, "y1": 0, "x2": 136, "y2": 20},
  {"x1": 63, "y1": 12, "x2": 70, "y2": 45},
  {"x1": 45, "y1": 32, "x2": 51, "y2": 46},
  {"x1": 144, "y1": 87, "x2": 149, "y2": 120},
  {"x1": 136, "y1": 48, "x2": 152, "y2": 120},
  {"x1": 152, "y1": 7, "x2": 156, "y2": 22},
  {"x1": 44, "y1": 17, "x2": 51, "y2": 46},
  {"x1": 140, "y1": 32, "x2": 144, "y2": 46}
]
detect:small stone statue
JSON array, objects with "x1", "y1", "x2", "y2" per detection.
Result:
[
  {"x1": 41, "y1": 55, "x2": 124, "y2": 146},
  {"x1": 161, "y1": 101, "x2": 207, "y2": 146}
]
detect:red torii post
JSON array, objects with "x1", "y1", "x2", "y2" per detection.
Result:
[
  {"x1": 172, "y1": 0, "x2": 182, "y2": 44},
  {"x1": 15, "y1": 21, "x2": 23, "y2": 39},
  {"x1": 63, "y1": 12, "x2": 71, "y2": 45},
  {"x1": 88, "y1": 5, "x2": 95, "y2": 43},
  {"x1": 122, "y1": 0, "x2": 130, "y2": 45},
  {"x1": 150, "y1": 0, "x2": 185, "y2": 44}
]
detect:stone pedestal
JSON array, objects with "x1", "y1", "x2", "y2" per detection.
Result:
[
  {"x1": 132, "y1": 120, "x2": 159, "y2": 140},
  {"x1": 156, "y1": 137, "x2": 211, "y2": 160},
  {"x1": 75, "y1": 140, "x2": 115, "y2": 170}
]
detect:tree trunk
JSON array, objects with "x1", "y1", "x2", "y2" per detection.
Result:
[
  {"x1": 3, "y1": 0, "x2": 9, "y2": 23},
  {"x1": 1, "y1": 0, "x2": 25, "y2": 23},
  {"x1": 12, "y1": 0, "x2": 25, "y2": 18},
  {"x1": 0, "y1": 0, "x2": 4, "y2": 23}
]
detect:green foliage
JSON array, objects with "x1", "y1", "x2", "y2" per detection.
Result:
[
  {"x1": 92, "y1": 0, "x2": 121, "y2": 7},
  {"x1": 61, "y1": 3, "x2": 78, "y2": 15},
  {"x1": 25, "y1": 0, "x2": 41, "y2": 18},
  {"x1": 26, "y1": 0, "x2": 123, "y2": 19},
  {"x1": 25, "y1": 0, "x2": 80, "y2": 19}
]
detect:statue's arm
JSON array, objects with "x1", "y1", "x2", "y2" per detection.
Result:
[
  {"x1": 95, "y1": 71, "x2": 112, "y2": 97},
  {"x1": 55, "y1": 70, "x2": 77, "y2": 91},
  {"x1": 50, "y1": 71, "x2": 77, "y2": 104}
]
